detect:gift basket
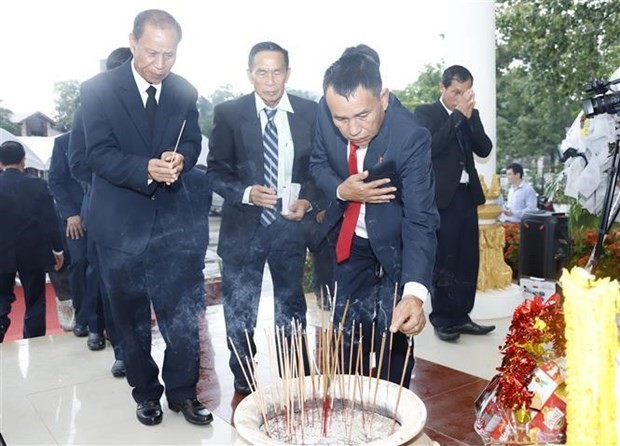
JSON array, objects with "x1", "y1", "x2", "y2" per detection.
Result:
[{"x1": 475, "y1": 267, "x2": 619, "y2": 445}]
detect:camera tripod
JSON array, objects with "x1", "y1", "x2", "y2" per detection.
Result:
[{"x1": 585, "y1": 137, "x2": 620, "y2": 273}]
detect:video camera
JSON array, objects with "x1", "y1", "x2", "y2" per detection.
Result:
[{"x1": 582, "y1": 78, "x2": 620, "y2": 117}]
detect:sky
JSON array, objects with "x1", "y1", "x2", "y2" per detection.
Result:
[{"x1": 0, "y1": 0, "x2": 455, "y2": 117}]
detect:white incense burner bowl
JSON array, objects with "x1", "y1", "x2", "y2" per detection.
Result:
[{"x1": 234, "y1": 374, "x2": 427, "y2": 445}]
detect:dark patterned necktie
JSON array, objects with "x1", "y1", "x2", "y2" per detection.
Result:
[
  {"x1": 335, "y1": 143, "x2": 361, "y2": 263},
  {"x1": 145, "y1": 85, "x2": 157, "y2": 133},
  {"x1": 260, "y1": 108, "x2": 278, "y2": 226}
]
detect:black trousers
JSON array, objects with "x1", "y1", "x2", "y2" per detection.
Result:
[
  {"x1": 0, "y1": 269, "x2": 47, "y2": 340},
  {"x1": 65, "y1": 226, "x2": 89, "y2": 327},
  {"x1": 91, "y1": 242, "x2": 123, "y2": 360},
  {"x1": 222, "y1": 217, "x2": 307, "y2": 386},
  {"x1": 430, "y1": 186, "x2": 480, "y2": 328},
  {"x1": 97, "y1": 216, "x2": 204, "y2": 404},
  {"x1": 333, "y1": 236, "x2": 415, "y2": 387}
]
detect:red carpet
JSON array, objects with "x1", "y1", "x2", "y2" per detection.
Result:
[{"x1": 4, "y1": 283, "x2": 64, "y2": 342}]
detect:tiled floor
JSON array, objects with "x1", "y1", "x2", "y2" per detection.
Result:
[{"x1": 0, "y1": 217, "x2": 515, "y2": 445}]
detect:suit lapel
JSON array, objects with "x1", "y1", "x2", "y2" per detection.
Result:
[
  {"x1": 288, "y1": 107, "x2": 308, "y2": 180},
  {"x1": 239, "y1": 95, "x2": 264, "y2": 183},
  {"x1": 116, "y1": 63, "x2": 151, "y2": 147}
]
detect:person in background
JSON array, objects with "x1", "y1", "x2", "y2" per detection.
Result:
[
  {"x1": 499, "y1": 162, "x2": 538, "y2": 223},
  {"x1": 49, "y1": 132, "x2": 106, "y2": 349},
  {"x1": 79, "y1": 9, "x2": 211, "y2": 426},
  {"x1": 68, "y1": 46, "x2": 133, "y2": 378},
  {"x1": 0, "y1": 141, "x2": 64, "y2": 342},
  {"x1": 414, "y1": 65, "x2": 495, "y2": 342},
  {"x1": 207, "y1": 41, "x2": 318, "y2": 396},
  {"x1": 310, "y1": 51, "x2": 439, "y2": 387}
]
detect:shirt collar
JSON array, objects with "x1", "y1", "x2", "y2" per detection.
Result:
[
  {"x1": 439, "y1": 97, "x2": 452, "y2": 115},
  {"x1": 254, "y1": 91, "x2": 293, "y2": 117},
  {"x1": 131, "y1": 62, "x2": 162, "y2": 100}
]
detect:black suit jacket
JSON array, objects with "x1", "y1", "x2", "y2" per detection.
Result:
[
  {"x1": 206, "y1": 93, "x2": 318, "y2": 264},
  {"x1": 414, "y1": 101, "x2": 492, "y2": 210},
  {"x1": 310, "y1": 94, "x2": 439, "y2": 290},
  {"x1": 67, "y1": 106, "x2": 92, "y2": 187},
  {"x1": 48, "y1": 132, "x2": 85, "y2": 221},
  {"x1": 79, "y1": 60, "x2": 202, "y2": 254},
  {"x1": 0, "y1": 169, "x2": 63, "y2": 273}
]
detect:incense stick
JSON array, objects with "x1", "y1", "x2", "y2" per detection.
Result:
[
  {"x1": 391, "y1": 335, "x2": 413, "y2": 433},
  {"x1": 170, "y1": 119, "x2": 186, "y2": 157}
]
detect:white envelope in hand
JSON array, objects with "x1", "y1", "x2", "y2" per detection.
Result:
[{"x1": 281, "y1": 182, "x2": 301, "y2": 215}]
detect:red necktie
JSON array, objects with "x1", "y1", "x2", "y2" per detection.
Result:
[{"x1": 335, "y1": 143, "x2": 361, "y2": 263}]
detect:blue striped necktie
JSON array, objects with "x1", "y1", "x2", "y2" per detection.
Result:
[{"x1": 261, "y1": 108, "x2": 278, "y2": 226}]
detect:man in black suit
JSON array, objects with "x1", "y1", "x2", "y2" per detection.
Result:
[
  {"x1": 79, "y1": 10, "x2": 212, "y2": 426},
  {"x1": 0, "y1": 141, "x2": 64, "y2": 341},
  {"x1": 414, "y1": 65, "x2": 495, "y2": 342},
  {"x1": 207, "y1": 41, "x2": 318, "y2": 395},
  {"x1": 68, "y1": 47, "x2": 133, "y2": 377},
  {"x1": 49, "y1": 132, "x2": 106, "y2": 350},
  {"x1": 310, "y1": 52, "x2": 439, "y2": 387}
]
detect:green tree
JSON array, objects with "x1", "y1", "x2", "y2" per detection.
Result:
[
  {"x1": 0, "y1": 101, "x2": 20, "y2": 134},
  {"x1": 392, "y1": 63, "x2": 442, "y2": 112},
  {"x1": 210, "y1": 84, "x2": 239, "y2": 106},
  {"x1": 495, "y1": 0, "x2": 620, "y2": 162},
  {"x1": 197, "y1": 95, "x2": 213, "y2": 136},
  {"x1": 53, "y1": 80, "x2": 80, "y2": 132},
  {"x1": 199, "y1": 85, "x2": 242, "y2": 137}
]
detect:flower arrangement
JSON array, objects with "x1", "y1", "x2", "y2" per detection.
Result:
[
  {"x1": 501, "y1": 222, "x2": 521, "y2": 279},
  {"x1": 500, "y1": 223, "x2": 620, "y2": 281},
  {"x1": 475, "y1": 294, "x2": 567, "y2": 444},
  {"x1": 571, "y1": 228, "x2": 620, "y2": 280}
]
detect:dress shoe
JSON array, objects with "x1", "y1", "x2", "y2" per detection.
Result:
[
  {"x1": 136, "y1": 400, "x2": 162, "y2": 426},
  {"x1": 453, "y1": 321, "x2": 496, "y2": 335},
  {"x1": 87, "y1": 332, "x2": 106, "y2": 351},
  {"x1": 434, "y1": 326, "x2": 460, "y2": 342},
  {"x1": 169, "y1": 398, "x2": 213, "y2": 425},
  {"x1": 73, "y1": 323, "x2": 88, "y2": 337},
  {"x1": 110, "y1": 359, "x2": 126, "y2": 377}
]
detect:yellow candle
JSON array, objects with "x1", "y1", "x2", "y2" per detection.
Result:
[{"x1": 560, "y1": 267, "x2": 619, "y2": 446}]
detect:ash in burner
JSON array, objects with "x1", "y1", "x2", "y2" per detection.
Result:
[{"x1": 259, "y1": 398, "x2": 401, "y2": 445}]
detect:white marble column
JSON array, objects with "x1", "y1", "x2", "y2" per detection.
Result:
[{"x1": 440, "y1": 0, "x2": 497, "y2": 187}]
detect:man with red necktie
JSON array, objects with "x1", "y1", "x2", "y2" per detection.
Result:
[{"x1": 310, "y1": 50, "x2": 439, "y2": 388}]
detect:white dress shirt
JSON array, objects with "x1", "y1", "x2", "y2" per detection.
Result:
[
  {"x1": 337, "y1": 142, "x2": 430, "y2": 302},
  {"x1": 243, "y1": 92, "x2": 295, "y2": 204}
]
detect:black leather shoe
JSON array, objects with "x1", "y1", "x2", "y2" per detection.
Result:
[
  {"x1": 110, "y1": 359, "x2": 126, "y2": 377},
  {"x1": 434, "y1": 326, "x2": 460, "y2": 341},
  {"x1": 453, "y1": 321, "x2": 496, "y2": 335},
  {"x1": 73, "y1": 324, "x2": 88, "y2": 337},
  {"x1": 169, "y1": 398, "x2": 213, "y2": 425},
  {"x1": 87, "y1": 332, "x2": 105, "y2": 350},
  {"x1": 136, "y1": 400, "x2": 162, "y2": 426}
]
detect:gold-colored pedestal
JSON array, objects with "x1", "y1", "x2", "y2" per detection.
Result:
[
  {"x1": 477, "y1": 224, "x2": 514, "y2": 290},
  {"x1": 477, "y1": 174, "x2": 513, "y2": 291}
]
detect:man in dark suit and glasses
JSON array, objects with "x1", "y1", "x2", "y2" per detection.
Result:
[
  {"x1": 79, "y1": 9, "x2": 212, "y2": 426},
  {"x1": 0, "y1": 141, "x2": 64, "y2": 341},
  {"x1": 207, "y1": 41, "x2": 318, "y2": 396},
  {"x1": 310, "y1": 52, "x2": 439, "y2": 387},
  {"x1": 414, "y1": 65, "x2": 495, "y2": 342}
]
